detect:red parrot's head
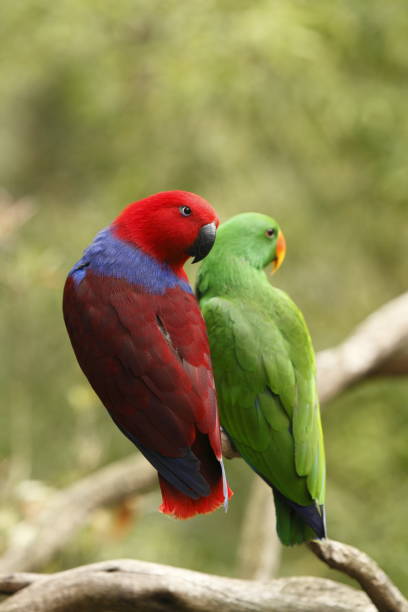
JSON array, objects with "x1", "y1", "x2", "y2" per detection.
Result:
[{"x1": 113, "y1": 190, "x2": 219, "y2": 270}]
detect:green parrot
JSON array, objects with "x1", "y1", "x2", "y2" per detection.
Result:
[{"x1": 197, "y1": 213, "x2": 326, "y2": 545}]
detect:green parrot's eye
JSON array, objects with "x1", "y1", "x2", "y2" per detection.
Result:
[{"x1": 265, "y1": 228, "x2": 276, "y2": 239}]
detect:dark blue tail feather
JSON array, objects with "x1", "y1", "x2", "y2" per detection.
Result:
[
  {"x1": 119, "y1": 424, "x2": 213, "y2": 499},
  {"x1": 136, "y1": 440, "x2": 211, "y2": 499},
  {"x1": 273, "y1": 487, "x2": 326, "y2": 539}
]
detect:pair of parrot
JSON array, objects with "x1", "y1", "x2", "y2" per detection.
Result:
[{"x1": 63, "y1": 190, "x2": 326, "y2": 545}]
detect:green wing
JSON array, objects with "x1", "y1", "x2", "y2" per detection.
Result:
[{"x1": 201, "y1": 292, "x2": 325, "y2": 542}]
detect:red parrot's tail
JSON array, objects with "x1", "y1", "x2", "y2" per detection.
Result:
[
  {"x1": 158, "y1": 471, "x2": 232, "y2": 519},
  {"x1": 158, "y1": 432, "x2": 233, "y2": 519}
]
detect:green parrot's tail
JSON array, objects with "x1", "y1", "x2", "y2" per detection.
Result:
[{"x1": 272, "y1": 488, "x2": 326, "y2": 546}]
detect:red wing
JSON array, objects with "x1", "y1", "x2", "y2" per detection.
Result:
[{"x1": 63, "y1": 272, "x2": 220, "y2": 459}]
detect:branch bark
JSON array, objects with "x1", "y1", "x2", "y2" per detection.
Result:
[
  {"x1": 0, "y1": 455, "x2": 156, "y2": 573},
  {"x1": 0, "y1": 558, "x2": 376, "y2": 612},
  {"x1": 309, "y1": 539, "x2": 408, "y2": 612},
  {"x1": 237, "y1": 476, "x2": 281, "y2": 580},
  {"x1": 317, "y1": 292, "x2": 408, "y2": 403}
]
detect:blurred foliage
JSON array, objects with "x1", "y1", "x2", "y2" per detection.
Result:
[{"x1": 0, "y1": 0, "x2": 407, "y2": 592}]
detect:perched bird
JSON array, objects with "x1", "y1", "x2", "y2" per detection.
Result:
[
  {"x1": 63, "y1": 191, "x2": 231, "y2": 519},
  {"x1": 197, "y1": 213, "x2": 326, "y2": 544}
]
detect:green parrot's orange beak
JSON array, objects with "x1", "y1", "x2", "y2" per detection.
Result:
[{"x1": 272, "y1": 230, "x2": 286, "y2": 273}]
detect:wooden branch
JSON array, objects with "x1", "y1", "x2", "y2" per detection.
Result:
[
  {"x1": 0, "y1": 558, "x2": 376, "y2": 612},
  {"x1": 317, "y1": 292, "x2": 408, "y2": 403},
  {"x1": 237, "y1": 476, "x2": 281, "y2": 580},
  {"x1": 309, "y1": 539, "x2": 408, "y2": 612},
  {"x1": 370, "y1": 344, "x2": 408, "y2": 377},
  {"x1": 0, "y1": 455, "x2": 156, "y2": 573}
]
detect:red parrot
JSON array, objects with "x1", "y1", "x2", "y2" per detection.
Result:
[{"x1": 63, "y1": 191, "x2": 232, "y2": 519}]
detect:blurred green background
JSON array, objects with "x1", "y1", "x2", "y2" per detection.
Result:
[{"x1": 1, "y1": 0, "x2": 407, "y2": 593}]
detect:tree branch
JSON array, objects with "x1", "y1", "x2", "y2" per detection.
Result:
[
  {"x1": 237, "y1": 477, "x2": 281, "y2": 580},
  {"x1": 317, "y1": 292, "x2": 408, "y2": 403},
  {"x1": 0, "y1": 455, "x2": 156, "y2": 573},
  {"x1": 309, "y1": 539, "x2": 408, "y2": 612},
  {"x1": 0, "y1": 558, "x2": 376, "y2": 612}
]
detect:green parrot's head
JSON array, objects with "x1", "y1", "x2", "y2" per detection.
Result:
[{"x1": 215, "y1": 212, "x2": 286, "y2": 273}]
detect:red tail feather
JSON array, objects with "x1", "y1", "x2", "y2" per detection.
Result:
[
  {"x1": 158, "y1": 431, "x2": 233, "y2": 519},
  {"x1": 159, "y1": 473, "x2": 233, "y2": 519}
]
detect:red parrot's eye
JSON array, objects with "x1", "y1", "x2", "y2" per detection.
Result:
[
  {"x1": 265, "y1": 228, "x2": 276, "y2": 239},
  {"x1": 180, "y1": 205, "x2": 192, "y2": 217}
]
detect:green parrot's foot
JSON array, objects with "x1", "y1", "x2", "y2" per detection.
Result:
[{"x1": 220, "y1": 429, "x2": 240, "y2": 459}]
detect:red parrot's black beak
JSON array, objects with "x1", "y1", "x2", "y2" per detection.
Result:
[{"x1": 187, "y1": 222, "x2": 217, "y2": 263}]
